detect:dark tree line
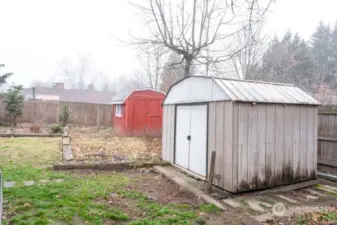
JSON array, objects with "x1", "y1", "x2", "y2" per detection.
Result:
[{"x1": 248, "y1": 21, "x2": 337, "y2": 94}]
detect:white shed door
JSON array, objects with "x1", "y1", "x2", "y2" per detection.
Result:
[
  {"x1": 175, "y1": 105, "x2": 191, "y2": 169},
  {"x1": 175, "y1": 104, "x2": 207, "y2": 177},
  {"x1": 189, "y1": 105, "x2": 207, "y2": 176}
]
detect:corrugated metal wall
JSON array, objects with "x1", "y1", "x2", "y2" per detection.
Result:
[
  {"x1": 208, "y1": 101, "x2": 233, "y2": 191},
  {"x1": 162, "y1": 105, "x2": 175, "y2": 163},
  {"x1": 232, "y1": 102, "x2": 317, "y2": 192},
  {"x1": 208, "y1": 102, "x2": 318, "y2": 193}
]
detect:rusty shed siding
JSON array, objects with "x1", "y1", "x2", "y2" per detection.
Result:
[
  {"x1": 162, "y1": 105, "x2": 175, "y2": 163},
  {"x1": 208, "y1": 101, "x2": 233, "y2": 191},
  {"x1": 231, "y1": 102, "x2": 317, "y2": 192}
]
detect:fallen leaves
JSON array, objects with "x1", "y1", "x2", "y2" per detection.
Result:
[{"x1": 69, "y1": 126, "x2": 162, "y2": 163}]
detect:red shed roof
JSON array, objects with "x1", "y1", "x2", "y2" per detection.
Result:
[{"x1": 111, "y1": 88, "x2": 165, "y2": 104}]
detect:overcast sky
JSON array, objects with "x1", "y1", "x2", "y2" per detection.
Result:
[{"x1": 1, "y1": 0, "x2": 337, "y2": 87}]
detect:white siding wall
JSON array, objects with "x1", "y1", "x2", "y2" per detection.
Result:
[{"x1": 162, "y1": 105, "x2": 175, "y2": 163}]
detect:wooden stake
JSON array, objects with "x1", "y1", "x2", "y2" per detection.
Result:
[{"x1": 206, "y1": 151, "x2": 216, "y2": 193}]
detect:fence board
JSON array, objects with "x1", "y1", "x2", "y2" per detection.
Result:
[
  {"x1": 318, "y1": 109, "x2": 337, "y2": 165},
  {"x1": 0, "y1": 100, "x2": 112, "y2": 126}
]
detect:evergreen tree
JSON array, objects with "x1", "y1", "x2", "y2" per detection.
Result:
[
  {"x1": 59, "y1": 105, "x2": 69, "y2": 126},
  {"x1": 260, "y1": 32, "x2": 317, "y2": 90},
  {"x1": 330, "y1": 22, "x2": 337, "y2": 82},
  {"x1": 4, "y1": 85, "x2": 24, "y2": 126},
  {"x1": 311, "y1": 21, "x2": 333, "y2": 85},
  {"x1": 0, "y1": 64, "x2": 13, "y2": 86}
]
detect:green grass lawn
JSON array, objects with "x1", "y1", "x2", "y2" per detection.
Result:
[
  {"x1": 0, "y1": 137, "x2": 61, "y2": 167},
  {"x1": 1, "y1": 137, "x2": 220, "y2": 225}
]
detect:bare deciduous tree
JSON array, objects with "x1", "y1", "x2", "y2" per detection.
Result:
[
  {"x1": 228, "y1": 23, "x2": 267, "y2": 79},
  {"x1": 160, "y1": 52, "x2": 194, "y2": 91},
  {"x1": 57, "y1": 54, "x2": 100, "y2": 90},
  {"x1": 130, "y1": 0, "x2": 274, "y2": 77},
  {"x1": 134, "y1": 45, "x2": 166, "y2": 89},
  {"x1": 116, "y1": 75, "x2": 146, "y2": 91}
]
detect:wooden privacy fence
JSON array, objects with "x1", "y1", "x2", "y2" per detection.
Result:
[
  {"x1": 0, "y1": 100, "x2": 113, "y2": 126},
  {"x1": 318, "y1": 106, "x2": 337, "y2": 170}
]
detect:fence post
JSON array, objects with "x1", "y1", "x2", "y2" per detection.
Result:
[
  {"x1": 96, "y1": 104, "x2": 100, "y2": 127},
  {"x1": 56, "y1": 102, "x2": 60, "y2": 123}
]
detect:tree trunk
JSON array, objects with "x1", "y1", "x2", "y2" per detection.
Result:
[{"x1": 184, "y1": 57, "x2": 192, "y2": 77}]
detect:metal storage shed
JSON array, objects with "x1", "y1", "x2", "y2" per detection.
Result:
[
  {"x1": 111, "y1": 88, "x2": 165, "y2": 136},
  {"x1": 162, "y1": 76, "x2": 320, "y2": 193}
]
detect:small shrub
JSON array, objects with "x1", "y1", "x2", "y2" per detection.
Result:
[
  {"x1": 50, "y1": 124, "x2": 62, "y2": 133},
  {"x1": 59, "y1": 105, "x2": 69, "y2": 126},
  {"x1": 4, "y1": 85, "x2": 24, "y2": 126},
  {"x1": 29, "y1": 124, "x2": 41, "y2": 133}
]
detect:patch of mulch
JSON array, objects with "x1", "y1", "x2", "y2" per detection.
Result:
[{"x1": 69, "y1": 126, "x2": 162, "y2": 163}]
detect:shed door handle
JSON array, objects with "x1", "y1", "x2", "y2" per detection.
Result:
[{"x1": 187, "y1": 135, "x2": 191, "y2": 141}]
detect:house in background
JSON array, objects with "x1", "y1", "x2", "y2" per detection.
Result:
[
  {"x1": 22, "y1": 83, "x2": 116, "y2": 104},
  {"x1": 111, "y1": 88, "x2": 165, "y2": 136}
]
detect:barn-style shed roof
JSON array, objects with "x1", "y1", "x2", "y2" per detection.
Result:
[{"x1": 163, "y1": 76, "x2": 320, "y2": 105}]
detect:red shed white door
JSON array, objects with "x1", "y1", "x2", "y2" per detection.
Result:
[{"x1": 175, "y1": 105, "x2": 207, "y2": 177}]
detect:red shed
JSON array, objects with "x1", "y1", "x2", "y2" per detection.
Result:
[{"x1": 111, "y1": 88, "x2": 165, "y2": 136}]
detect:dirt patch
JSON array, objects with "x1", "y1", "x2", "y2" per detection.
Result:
[
  {"x1": 124, "y1": 170, "x2": 199, "y2": 205},
  {"x1": 70, "y1": 169, "x2": 197, "y2": 205},
  {"x1": 69, "y1": 169, "x2": 252, "y2": 224},
  {"x1": 122, "y1": 170, "x2": 257, "y2": 225},
  {"x1": 69, "y1": 126, "x2": 162, "y2": 163}
]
